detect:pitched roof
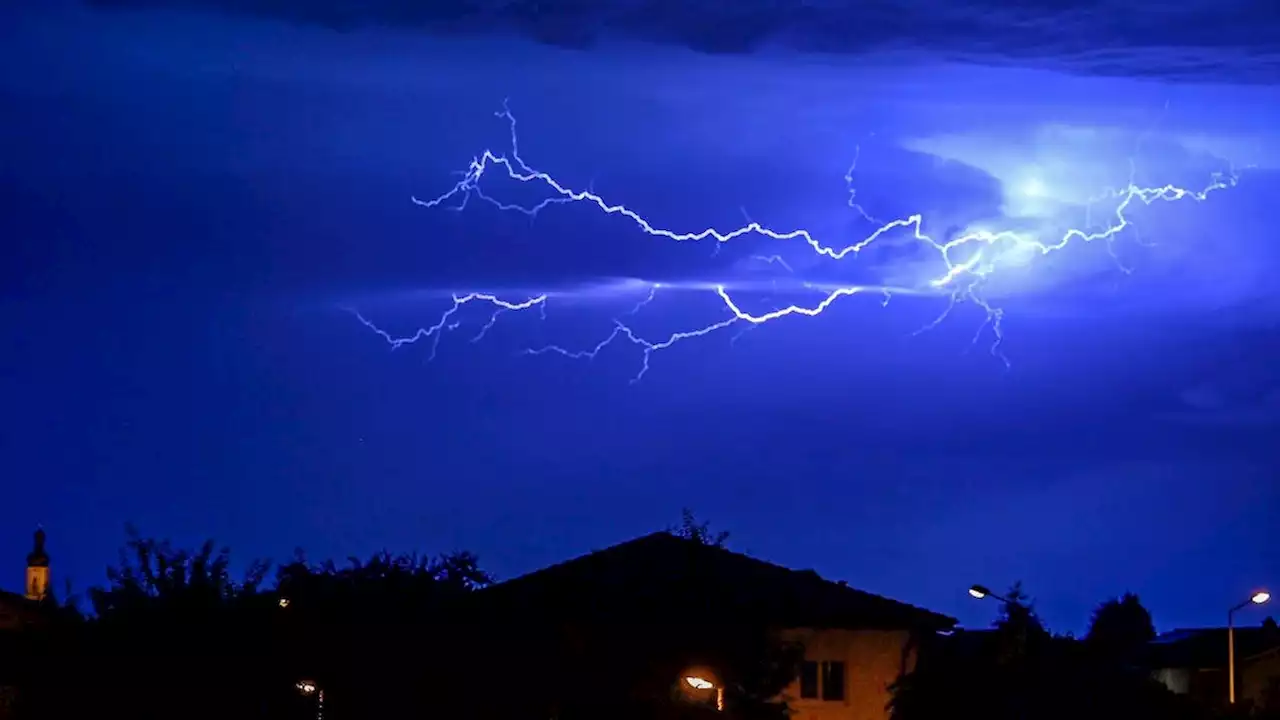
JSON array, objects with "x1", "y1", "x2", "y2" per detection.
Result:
[
  {"x1": 1247, "y1": 643, "x2": 1280, "y2": 663},
  {"x1": 1150, "y1": 625, "x2": 1280, "y2": 669},
  {"x1": 477, "y1": 531, "x2": 955, "y2": 630},
  {"x1": 0, "y1": 588, "x2": 46, "y2": 631},
  {"x1": 0, "y1": 589, "x2": 32, "y2": 608}
]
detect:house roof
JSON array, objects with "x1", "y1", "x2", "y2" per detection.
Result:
[
  {"x1": 1150, "y1": 624, "x2": 1280, "y2": 669},
  {"x1": 1246, "y1": 643, "x2": 1280, "y2": 663},
  {"x1": 0, "y1": 588, "x2": 45, "y2": 630},
  {"x1": 476, "y1": 531, "x2": 955, "y2": 630},
  {"x1": 0, "y1": 589, "x2": 33, "y2": 608}
]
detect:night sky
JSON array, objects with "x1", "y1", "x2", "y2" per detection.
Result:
[{"x1": 2, "y1": 0, "x2": 1278, "y2": 633}]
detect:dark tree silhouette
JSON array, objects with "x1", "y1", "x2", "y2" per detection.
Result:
[
  {"x1": 1085, "y1": 592, "x2": 1156, "y2": 666},
  {"x1": 275, "y1": 547, "x2": 492, "y2": 614},
  {"x1": 270, "y1": 548, "x2": 494, "y2": 719},
  {"x1": 15, "y1": 528, "x2": 286, "y2": 720},
  {"x1": 890, "y1": 585, "x2": 1202, "y2": 720},
  {"x1": 671, "y1": 508, "x2": 730, "y2": 548},
  {"x1": 14, "y1": 529, "x2": 494, "y2": 720},
  {"x1": 88, "y1": 528, "x2": 271, "y2": 617},
  {"x1": 993, "y1": 582, "x2": 1043, "y2": 630},
  {"x1": 992, "y1": 581, "x2": 1050, "y2": 665}
]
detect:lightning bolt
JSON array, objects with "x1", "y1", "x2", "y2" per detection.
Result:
[
  {"x1": 357, "y1": 101, "x2": 1240, "y2": 381},
  {"x1": 352, "y1": 293, "x2": 546, "y2": 362}
]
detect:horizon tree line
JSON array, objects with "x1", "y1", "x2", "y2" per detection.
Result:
[{"x1": 6, "y1": 512, "x2": 1271, "y2": 720}]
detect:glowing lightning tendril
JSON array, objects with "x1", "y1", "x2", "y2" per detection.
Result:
[{"x1": 356, "y1": 101, "x2": 1239, "y2": 381}]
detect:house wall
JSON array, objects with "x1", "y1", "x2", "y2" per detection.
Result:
[
  {"x1": 1243, "y1": 648, "x2": 1280, "y2": 708},
  {"x1": 781, "y1": 629, "x2": 916, "y2": 720},
  {"x1": 1153, "y1": 667, "x2": 1191, "y2": 695}
]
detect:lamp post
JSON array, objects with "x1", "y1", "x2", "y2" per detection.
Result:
[
  {"x1": 968, "y1": 584, "x2": 1009, "y2": 603},
  {"x1": 969, "y1": 582, "x2": 1034, "y2": 666},
  {"x1": 297, "y1": 680, "x2": 324, "y2": 720},
  {"x1": 1228, "y1": 591, "x2": 1270, "y2": 705},
  {"x1": 682, "y1": 673, "x2": 724, "y2": 712}
]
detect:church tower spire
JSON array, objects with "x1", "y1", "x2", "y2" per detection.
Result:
[{"x1": 25, "y1": 527, "x2": 49, "y2": 601}]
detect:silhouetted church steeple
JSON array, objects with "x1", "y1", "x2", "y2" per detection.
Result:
[{"x1": 25, "y1": 527, "x2": 49, "y2": 601}]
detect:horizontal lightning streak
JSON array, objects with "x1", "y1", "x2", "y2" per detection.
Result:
[
  {"x1": 358, "y1": 102, "x2": 1239, "y2": 381},
  {"x1": 352, "y1": 293, "x2": 546, "y2": 362}
]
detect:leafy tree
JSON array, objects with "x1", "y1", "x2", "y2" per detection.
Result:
[
  {"x1": 671, "y1": 508, "x2": 730, "y2": 547},
  {"x1": 890, "y1": 585, "x2": 1202, "y2": 720},
  {"x1": 992, "y1": 581, "x2": 1049, "y2": 665},
  {"x1": 16, "y1": 529, "x2": 284, "y2": 720},
  {"x1": 88, "y1": 527, "x2": 270, "y2": 619},
  {"x1": 993, "y1": 582, "x2": 1043, "y2": 630},
  {"x1": 16, "y1": 529, "x2": 494, "y2": 720},
  {"x1": 275, "y1": 547, "x2": 492, "y2": 615},
  {"x1": 272, "y1": 548, "x2": 494, "y2": 719},
  {"x1": 1085, "y1": 592, "x2": 1156, "y2": 666}
]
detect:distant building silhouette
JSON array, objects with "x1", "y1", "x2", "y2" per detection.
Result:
[
  {"x1": 24, "y1": 528, "x2": 49, "y2": 602},
  {"x1": 1, "y1": 528, "x2": 53, "y2": 717},
  {"x1": 0, "y1": 528, "x2": 51, "y2": 627},
  {"x1": 1150, "y1": 621, "x2": 1280, "y2": 709},
  {"x1": 469, "y1": 531, "x2": 955, "y2": 720}
]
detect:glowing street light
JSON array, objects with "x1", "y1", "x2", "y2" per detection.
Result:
[
  {"x1": 1229, "y1": 590, "x2": 1270, "y2": 704},
  {"x1": 968, "y1": 584, "x2": 1009, "y2": 603},
  {"x1": 681, "y1": 672, "x2": 724, "y2": 711},
  {"x1": 296, "y1": 680, "x2": 324, "y2": 720},
  {"x1": 684, "y1": 676, "x2": 714, "y2": 690}
]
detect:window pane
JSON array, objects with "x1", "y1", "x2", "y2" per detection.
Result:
[
  {"x1": 799, "y1": 660, "x2": 818, "y2": 699},
  {"x1": 821, "y1": 661, "x2": 845, "y2": 701}
]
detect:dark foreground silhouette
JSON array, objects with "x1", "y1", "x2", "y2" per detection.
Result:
[{"x1": 3, "y1": 516, "x2": 1277, "y2": 720}]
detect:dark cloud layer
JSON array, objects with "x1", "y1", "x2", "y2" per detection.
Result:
[{"x1": 82, "y1": 0, "x2": 1280, "y2": 83}]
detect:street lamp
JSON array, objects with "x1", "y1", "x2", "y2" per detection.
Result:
[
  {"x1": 968, "y1": 584, "x2": 1009, "y2": 603},
  {"x1": 684, "y1": 676, "x2": 714, "y2": 690},
  {"x1": 681, "y1": 672, "x2": 724, "y2": 711},
  {"x1": 1228, "y1": 590, "x2": 1270, "y2": 705},
  {"x1": 296, "y1": 679, "x2": 325, "y2": 720}
]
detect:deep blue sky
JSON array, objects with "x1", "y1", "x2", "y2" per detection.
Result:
[{"x1": 2, "y1": 0, "x2": 1278, "y2": 633}]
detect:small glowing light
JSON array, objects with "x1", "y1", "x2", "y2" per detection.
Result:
[
  {"x1": 296, "y1": 680, "x2": 317, "y2": 695},
  {"x1": 1252, "y1": 591, "x2": 1271, "y2": 605},
  {"x1": 279, "y1": 597, "x2": 290, "y2": 608},
  {"x1": 685, "y1": 676, "x2": 714, "y2": 690},
  {"x1": 968, "y1": 588, "x2": 986, "y2": 599}
]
